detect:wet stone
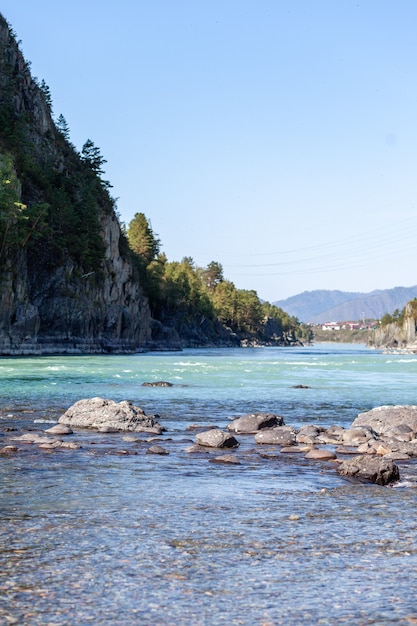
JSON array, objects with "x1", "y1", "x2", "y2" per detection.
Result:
[
  {"x1": 305, "y1": 448, "x2": 337, "y2": 461},
  {"x1": 142, "y1": 381, "x2": 173, "y2": 387},
  {"x1": 337, "y1": 454, "x2": 400, "y2": 485},
  {"x1": 58, "y1": 397, "x2": 164, "y2": 433},
  {"x1": 59, "y1": 441, "x2": 82, "y2": 450},
  {"x1": 146, "y1": 445, "x2": 169, "y2": 455},
  {"x1": 255, "y1": 426, "x2": 296, "y2": 446},
  {"x1": 335, "y1": 446, "x2": 360, "y2": 455},
  {"x1": 196, "y1": 429, "x2": 239, "y2": 449},
  {"x1": 45, "y1": 424, "x2": 73, "y2": 435},
  {"x1": 352, "y1": 405, "x2": 417, "y2": 437},
  {"x1": 227, "y1": 413, "x2": 284, "y2": 434},
  {"x1": 0, "y1": 445, "x2": 19, "y2": 454},
  {"x1": 209, "y1": 454, "x2": 240, "y2": 464},
  {"x1": 186, "y1": 445, "x2": 209, "y2": 454}
]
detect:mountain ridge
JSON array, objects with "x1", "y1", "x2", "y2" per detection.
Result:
[{"x1": 274, "y1": 286, "x2": 417, "y2": 323}]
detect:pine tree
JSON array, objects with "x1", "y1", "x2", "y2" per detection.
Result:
[
  {"x1": 40, "y1": 79, "x2": 53, "y2": 113},
  {"x1": 81, "y1": 139, "x2": 107, "y2": 176},
  {"x1": 56, "y1": 114, "x2": 70, "y2": 141},
  {"x1": 127, "y1": 212, "x2": 160, "y2": 264}
]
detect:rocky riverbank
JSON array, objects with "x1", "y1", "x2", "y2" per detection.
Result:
[{"x1": 3, "y1": 397, "x2": 417, "y2": 486}]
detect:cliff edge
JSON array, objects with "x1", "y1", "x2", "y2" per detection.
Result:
[
  {"x1": 368, "y1": 301, "x2": 417, "y2": 352},
  {"x1": 0, "y1": 14, "x2": 152, "y2": 354}
]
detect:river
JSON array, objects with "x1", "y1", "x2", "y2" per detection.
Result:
[{"x1": 1, "y1": 344, "x2": 417, "y2": 624}]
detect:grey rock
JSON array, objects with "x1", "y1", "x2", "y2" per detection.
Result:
[
  {"x1": 335, "y1": 445, "x2": 360, "y2": 455},
  {"x1": 281, "y1": 446, "x2": 309, "y2": 454},
  {"x1": 196, "y1": 429, "x2": 239, "y2": 449},
  {"x1": 142, "y1": 381, "x2": 173, "y2": 387},
  {"x1": 337, "y1": 455, "x2": 400, "y2": 485},
  {"x1": 384, "y1": 452, "x2": 410, "y2": 461},
  {"x1": 326, "y1": 425, "x2": 345, "y2": 438},
  {"x1": 296, "y1": 425, "x2": 321, "y2": 444},
  {"x1": 341, "y1": 426, "x2": 376, "y2": 446},
  {"x1": 12, "y1": 433, "x2": 60, "y2": 445},
  {"x1": 228, "y1": 412, "x2": 283, "y2": 434},
  {"x1": 59, "y1": 441, "x2": 82, "y2": 450},
  {"x1": 98, "y1": 425, "x2": 120, "y2": 433},
  {"x1": 352, "y1": 405, "x2": 417, "y2": 436},
  {"x1": 318, "y1": 425, "x2": 346, "y2": 444},
  {"x1": 255, "y1": 426, "x2": 296, "y2": 446},
  {"x1": 397, "y1": 441, "x2": 417, "y2": 457},
  {"x1": 146, "y1": 445, "x2": 169, "y2": 455},
  {"x1": 0, "y1": 445, "x2": 19, "y2": 453},
  {"x1": 39, "y1": 441, "x2": 63, "y2": 449},
  {"x1": 186, "y1": 444, "x2": 209, "y2": 454},
  {"x1": 58, "y1": 397, "x2": 164, "y2": 433},
  {"x1": 209, "y1": 454, "x2": 240, "y2": 464},
  {"x1": 305, "y1": 448, "x2": 337, "y2": 461},
  {"x1": 45, "y1": 423, "x2": 73, "y2": 435}
]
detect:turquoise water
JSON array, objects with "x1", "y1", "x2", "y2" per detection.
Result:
[{"x1": 1, "y1": 344, "x2": 417, "y2": 624}]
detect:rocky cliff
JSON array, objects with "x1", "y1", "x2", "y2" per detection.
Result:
[
  {"x1": 368, "y1": 301, "x2": 417, "y2": 352},
  {"x1": 0, "y1": 14, "x2": 152, "y2": 354}
]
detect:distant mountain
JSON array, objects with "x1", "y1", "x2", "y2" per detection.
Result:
[{"x1": 274, "y1": 286, "x2": 417, "y2": 323}]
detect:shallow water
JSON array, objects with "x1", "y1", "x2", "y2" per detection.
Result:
[{"x1": 1, "y1": 344, "x2": 417, "y2": 624}]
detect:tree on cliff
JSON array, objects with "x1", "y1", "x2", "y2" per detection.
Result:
[
  {"x1": 127, "y1": 212, "x2": 160, "y2": 265},
  {"x1": 202, "y1": 261, "x2": 224, "y2": 291},
  {"x1": 81, "y1": 139, "x2": 106, "y2": 176},
  {"x1": 56, "y1": 114, "x2": 70, "y2": 141}
]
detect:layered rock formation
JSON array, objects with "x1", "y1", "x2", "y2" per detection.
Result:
[
  {"x1": 0, "y1": 14, "x2": 152, "y2": 354},
  {"x1": 368, "y1": 301, "x2": 417, "y2": 352},
  {"x1": 0, "y1": 218, "x2": 152, "y2": 355}
]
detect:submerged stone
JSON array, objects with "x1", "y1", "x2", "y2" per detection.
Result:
[{"x1": 209, "y1": 454, "x2": 240, "y2": 464}]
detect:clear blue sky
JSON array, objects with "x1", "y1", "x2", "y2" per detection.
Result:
[{"x1": 2, "y1": 1, "x2": 417, "y2": 302}]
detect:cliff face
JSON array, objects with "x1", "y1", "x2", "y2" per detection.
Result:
[
  {"x1": 0, "y1": 217, "x2": 151, "y2": 354},
  {"x1": 368, "y1": 302, "x2": 417, "y2": 352},
  {"x1": 0, "y1": 14, "x2": 152, "y2": 354}
]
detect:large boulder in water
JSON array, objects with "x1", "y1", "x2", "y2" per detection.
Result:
[
  {"x1": 351, "y1": 405, "x2": 417, "y2": 437},
  {"x1": 196, "y1": 429, "x2": 239, "y2": 449},
  {"x1": 337, "y1": 455, "x2": 400, "y2": 485},
  {"x1": 227, "y1": 412, "x2": 284, "y2": 434},
  {"x1": 58, "y1": 397, "x2": 164, "y2": 433},
  {"x1": 255, "y1": 426, "x2": 296, "y2": 446}
]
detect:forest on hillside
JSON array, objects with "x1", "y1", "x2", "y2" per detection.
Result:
[{"x1": 0, "y1": 13, "x2": 311, "y2": 349}]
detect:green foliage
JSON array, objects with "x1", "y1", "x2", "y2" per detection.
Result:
[
  {"x1": 0, "y1": 15, "x2": 305, "y2": 344},
  {"x1": 380, "y1": 300, "x2": 417, "y2": 329},
  {"x1": 202, "y1": 261, "x2": 224, "y2": 291},
  {"x1": 81, "y1": 139, "x2": 106, "y2": 176},
  {"x1": 0, "y1": 19, "x2": 109, "y2": 272},
  {"x1": 129, "y1": 233, "x2": 306, "y2": 342},
  {"x1": 127, "y1": 212, "x2": 161, "y2": 265},
  {"x1": 0, "y1": 152, "x2": 24, "y2": 256},
  {"x1": 40, "y1": 79, "x2": 53, "y2": 112},
  {"x1": 56, "y1": 114, "x2": 70, "y2": 141},
  {"x1": 380, "y1": 308, "x2": 402, "y2": 327}
]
